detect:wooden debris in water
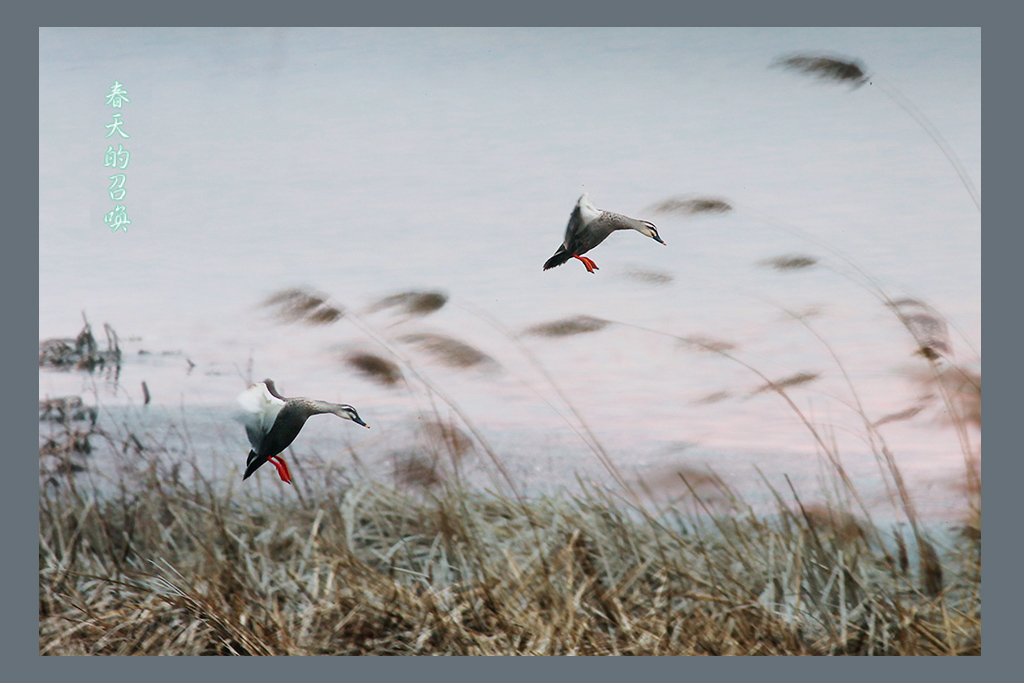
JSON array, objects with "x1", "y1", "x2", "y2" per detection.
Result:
[{"x1": 39, "y1": 317, "x2": 121, "y2": 371}]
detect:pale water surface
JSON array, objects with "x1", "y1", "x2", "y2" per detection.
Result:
[{"x1": 39, "y1": 28, "x2": 980, "y2": 524}]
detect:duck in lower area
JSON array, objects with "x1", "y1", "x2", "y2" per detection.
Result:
[
  {"x1": 236, "y1": 379, "x2": 368, "y2": 484},
  {"x1": 543, "y1": 193, "x2": 665, "y2": 274}
]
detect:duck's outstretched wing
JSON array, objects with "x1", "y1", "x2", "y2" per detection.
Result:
[
  {"x1": 235, "y1": 382, "x2": 286, "y2": 452},
  {"x1": 543, "y1": 200, "x2": 589, "y2": 270}
]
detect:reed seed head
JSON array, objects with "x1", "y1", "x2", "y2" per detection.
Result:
[
  {"x1": 263, "y1": 287, "x2": 344, "y2": 325},
  {"x1": 524, "y1": 315, "x2": 609, "y2": 338},
  {"x1": 398, "y1": 333, "x2": 496, "y2": 369},
  {"x1": 344, "y1": 351, "x2": 403, "y2": 386},
  {"x1": 369, "y1": 290, "x2": 448, "y2": 316},
  {"x1": 774, "y1": 53, "x2": 869, "y2": 88},
  {"x1": 651, "y1": 196, "x2": 733, "y2": 216}
]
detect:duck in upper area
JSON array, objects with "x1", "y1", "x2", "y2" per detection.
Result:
[
  {"x1": 543, "y1": 193, "x2": 665, "y2": 274},
  {"x1": 236, "y1": 379, "x2": 368, "y2": 484}
]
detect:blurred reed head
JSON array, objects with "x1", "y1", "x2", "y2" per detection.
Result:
[
  {"x1": 679, "y1": 334, "x2": 737, "y2": 354},
  {"x1": 759, "y1": 254, "x2": 818, "y2": 271},
  {"x1": 906, "y1": 363, "x2": 980, "y2": 428},
  {"x1": 650, "y1": 196, "x2": 733, "y2": 216},
  {"x1": 398, "y1": 333, "x2": 497, "y2": 369},
  {"x1": 693, "y1": 390, "x2": 732, "y2": 405},
  {"x1": 523, "y1": 315, "x2": 609, "y2": 338},
  {"x1": 638, "y1": 464, "x2": 727, "y2": 500},
  {"x1": 391, "y1": 450, "x2": 443, "y2": 489},
  {"x1": 368, "y1": 290, "x2": 448, "y2": 317},
  {"x1": 888, "y1": 299, "x2": 952, "y2": 360},
  {"x1": 622, "y1": 268, "x2": 674, "y2": 286},
  {"x1": 344, "y1": 351, "x2": 403, "y2": 386},
  {"x1": 263, "y1": 287, "x2": 344, "y2": 325},
  {"x1": 421, "y1": 419, "x2": 474, "y2": 461},
  {"x1": 753, "y1": 371, "x2": 819, "y2": 395},
  {"x1": 773, "y1": 53, "x2": 869, "y2": 88}
]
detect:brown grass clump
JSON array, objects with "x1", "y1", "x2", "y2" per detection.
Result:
[
  {"x1": 523, "y1": 316, "x2": 609, "y2": 338},
  {"x1": 799, "y1": 504, "x2": 867, "y2": 547},
  {"x1": 39, "y1": 423, "x2": 980, "y2": 656}
]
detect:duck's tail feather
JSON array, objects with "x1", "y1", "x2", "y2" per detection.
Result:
[
  {"x1": 243, "y1": 450, "x2": 266, "y2": 480},
  {"x1": 544, "y1": 247, "x2": 571, "y2": 270}
]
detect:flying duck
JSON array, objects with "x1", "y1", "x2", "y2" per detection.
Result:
[
  {"x1": 236, "y1": 379, "x2": 368, "y2": 483},
  {"x1": 543, "y1": 194, "x2": 665, "y2": 273}
]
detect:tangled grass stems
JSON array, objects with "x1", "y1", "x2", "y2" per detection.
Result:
[{"x1": 38, "y1": 428, "x2": 981, "y2": 654}]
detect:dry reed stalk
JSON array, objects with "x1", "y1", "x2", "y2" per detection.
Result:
[{"x1": 39, "y1": 461, "x2": 980, "y2": 655}]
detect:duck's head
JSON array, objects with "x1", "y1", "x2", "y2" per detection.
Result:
[
  {"x1": 636, "y1": 220, "x2": 666, "y2": 245},
  {"x1": 331, "y1": 403, "x2": 369, "y2": 428}
]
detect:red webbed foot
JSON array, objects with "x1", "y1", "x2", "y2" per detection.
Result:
[
  {"x1": 572, "y1": 255, "x2": 599, "y2": 273},
  {"x1": 268, "y1": 455, "x2": 293, "y2": 484}
]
